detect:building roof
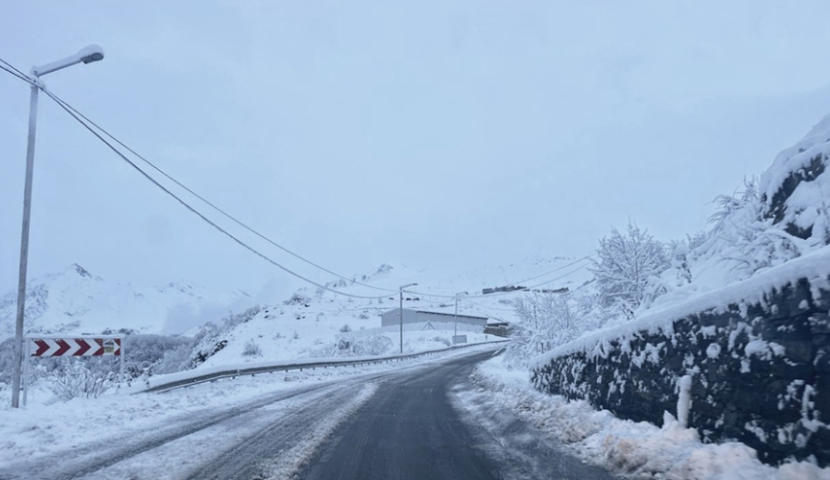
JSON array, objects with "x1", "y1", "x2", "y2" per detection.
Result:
[
  {"x1": 383, "y1": 308, "x2": 488, "y2": 321},
  {"x1": 415, "y1": 309, "x2": 488, "y2": 321}
]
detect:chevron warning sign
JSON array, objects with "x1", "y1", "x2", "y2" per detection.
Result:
[{"x1": 28, "y1": 337, "x2": 122, "y2": 357}]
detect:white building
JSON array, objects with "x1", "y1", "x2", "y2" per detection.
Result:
[{"x1": 380, "y1": 308, "x2": 488, "y2": 332}]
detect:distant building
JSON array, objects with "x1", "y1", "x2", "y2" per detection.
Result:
[
  {"x1": 484, "y1": 321, "x2": 510, "y2": 337},
  {"x1": 380, "y1": 308, "x2": 488, "y2": 332}
]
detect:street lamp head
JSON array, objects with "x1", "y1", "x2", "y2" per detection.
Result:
[
  {"x1": 399, "y1": 282, "x2": 418, "y2": 290},
  {"x1": 78, "y1": 45, "x2": 105, "y2": 64},
  {"x1": 32, "y1": 44, "x2": 105, "y2": 77}
]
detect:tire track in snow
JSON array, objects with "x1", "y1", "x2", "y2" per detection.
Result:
[{"x1": 188, "y1": 383, "x2": 378, "y2": 480}]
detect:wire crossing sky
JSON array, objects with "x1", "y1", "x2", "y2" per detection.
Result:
[
  {"x1": 1, "y1": 59, "x2": 592, "y2": 300},
  {"x1": 2, "y1": 1, "x2": 830, "y2": 299}
]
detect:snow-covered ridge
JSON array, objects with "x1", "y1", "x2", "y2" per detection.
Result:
[
  {"x1": 760, "y1": 113, "x2": 830, "y2": 204},
  {"x1": 533, "y1": 245, "x2": 830, "y2": 366},
  {"x1": 0, "y1": 264, "x2": 249, "y2": 340}
]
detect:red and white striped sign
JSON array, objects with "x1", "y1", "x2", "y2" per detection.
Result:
[{"x1": 28, "y1": 337, "x2": 122, "y2": 357}]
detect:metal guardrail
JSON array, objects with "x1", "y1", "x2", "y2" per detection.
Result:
[{"x1": 141, "y1": 339, "x2": 509, "y2": 394}]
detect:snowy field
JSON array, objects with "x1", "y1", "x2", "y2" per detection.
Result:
[{"x1": 462, "y1": 356, "x2": 830, "y2": 480}]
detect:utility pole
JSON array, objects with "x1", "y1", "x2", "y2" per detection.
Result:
[
  {"x1": 454, "y1": 291, "x2": 467, "y2": 339},
  {"x1": 454, "y1": 295, "x2": 458, "y2": 337},
  {"x1": 10, "y1": 46, "x2": 104, "y2": 409},
  {"x1": 398, "y1": 283, "x2": 417, "y2": 354}
]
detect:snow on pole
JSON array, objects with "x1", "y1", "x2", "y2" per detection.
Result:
[
  {"x1": 677, "y1": 374, "x2": 692, "y2": 428},
  {"x1": 120, "y1": 336, "x2": 125, "y2": 379},
  {"x1": 22, "y1": 340, "x2": 29, "y2": 407}
]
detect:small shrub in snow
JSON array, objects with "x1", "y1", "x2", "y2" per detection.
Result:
[
  {"x1": 433, "y1": 336, "x2": 451, "y2": 347},
  {"x1": 123, "y1": 334, "x2": 194, "y2": 376},
  {"x1": 242, "y1": 339, "x2": 262, "y2": 357},
  {"x1": 351, "y1": 335, "x2": 393, "y2": 356},
  {"x1": 49, "y1": 358, "x2": 118, "y2": 400},
  {"x1": 340, "y1": 324, "x2": 352, "y2": 333},
  {"x1": 283, "y1": 293, "x2": 311, "y2": 306},
  {"x1": 154, "y1": 343, "x2": 193, "y2": 375}
]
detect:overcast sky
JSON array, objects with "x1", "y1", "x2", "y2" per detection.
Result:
[{"x1": 2, "y1": 1, "x2": 830, "y2": 299}]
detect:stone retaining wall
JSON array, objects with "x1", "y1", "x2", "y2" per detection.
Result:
[{"x1": 532, "y1": 277, "x2": 830, "y2": 466}]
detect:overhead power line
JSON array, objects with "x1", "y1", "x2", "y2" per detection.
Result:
[
  {"x1": 523, "y1": 264, "x2": 589, "y2": 290},
  {"x1": 0, "y1": 66, "x2": 384, "y2": 300},
  {"x1": 0, "y1": 58, "x2": 593, "y2": 302},
  {"x1": 408, "y1": 256, "x2": 592, "y2": 299},
  {"x1": 509, "y1": 255, "x2": 592, "y2": 285},
  {"x1": 0, "y1": 57, "x2": 397, "y2": 296},
  {"x1": 42, "y1": 89, "x2": 387, "y2": 300},
  {"x1": 0, "y1": 63, "x2": 32, "y2": 84},
  {"x1": 47, "y1": 98, "x2": 399, "y2": 293},
  {"x1": 463, "y1": 298, "x2": 516, "y2": 312}
]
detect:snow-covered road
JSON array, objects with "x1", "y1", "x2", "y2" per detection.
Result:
[
  {"x1": 0, "y1": 345, "x2": 502, "y2": 480},
  {"x1": 0, "y1": 344, "x2": 624, "y2": 480},
  {"x1": 1, "y1": 378, "x2": 369, "y2": 480}
]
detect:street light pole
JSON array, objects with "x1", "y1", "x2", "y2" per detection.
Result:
[
  {"x1": 453, "y1": 291, "x2": 467, "y2": 339},
  {"x1": 398, "y1": 283, "x2": 418, "y2": 354},
  {"x1": 10, "y1": 45, "x2": 104, "y2": 409}
]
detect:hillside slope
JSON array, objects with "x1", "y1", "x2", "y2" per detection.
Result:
[{"x1": 0, "y1": 264, "x2": 250, "y2": 341}]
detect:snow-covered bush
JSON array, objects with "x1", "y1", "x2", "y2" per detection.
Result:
[
  {"x1": 506, "y1": 292, "x2": 586, "y2": 366},
  {"x1": 340, "y1": 324, "x2": 352, "y2": 333},
  {"x1": 589, "y1": 222, "x2": 669, "y2": 319},
  {"x1": 154, "y1": 342, "x2": 193, "y2": 375},
  {"x1": 0, "y1": 337, "x2": 15, "y2": 384},
  {"x1": 48, "y1": 357, "x2": 118, "y2": 400},
  {"x1": 123, "y1": 334, "x2": 194, "y2": 376},
  {"x1": 284, "y1": 293, "x2": 311, "y2": 306},
  {"x1": 220, "y1": 305, "x2": 263, "y2": 329},
  {"x1": 708, "y1": 178, "x2": 803, "y2": 275},
  {"x1": 242, "y1": 339, "x2": 262, "y2": 357},
  {"x1": 352, "y1": 335, "x2": 394, "y2": 356},
  {"x1": 433, "y1": 336, "x2": 451, "y2": 347}
]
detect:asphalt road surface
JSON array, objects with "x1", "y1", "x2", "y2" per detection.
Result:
[
  {"x1": 0, "y1": 348, "x2": 616, "y2": 480},
  {"x1": 299, "y1": 350, "x2": 616, "y2": 480}
]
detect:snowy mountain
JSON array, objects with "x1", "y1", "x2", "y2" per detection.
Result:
[{"x1": 0, "y1": 264, "x2": 251, "y2": 340}]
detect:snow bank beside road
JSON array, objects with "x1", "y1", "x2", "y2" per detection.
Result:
[{"x1": 471, "y1": 357, "x2": 830, "y2": 480}]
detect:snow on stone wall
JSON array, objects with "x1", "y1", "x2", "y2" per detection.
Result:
[{"x1": 531, "y1": 256, "x2": 830, "y2": 466}]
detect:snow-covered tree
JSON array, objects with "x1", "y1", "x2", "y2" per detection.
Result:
[
  {"x1": 505, "y1": 292, "x2": 581, "y2": 366},
  {"x1": 707, "y1": 178, "x2": 805, "y2": 276},
  {"x1": 590, "y1": 222, "x2": 669, "y2": 319}
]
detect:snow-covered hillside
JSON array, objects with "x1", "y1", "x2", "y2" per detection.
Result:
[
  {"x1": 0, "y1": 264, "x2": 251, "y2": 341},
  {"x1": 187, "y1": 258, "x2": 591, "y2": 368},
  {"x1": 0, "y1": 257, "x2": 587, "y2": 369},
  {"x1": 642, "y1": 112, "x2": 830, "y2": 315}
]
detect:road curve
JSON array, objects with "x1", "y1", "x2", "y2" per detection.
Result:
[
  {"x1": 0, "y1": 348, "x2": 616, "y2": 480},
  {"x1": 299, "y1": 350, "x2": 616, "y2": 480},
  {"x1": 300, "y1": 350, "x2": 500, "y2": 480}
]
